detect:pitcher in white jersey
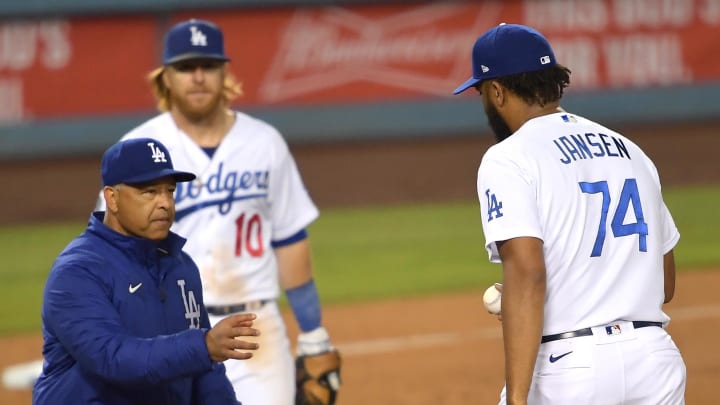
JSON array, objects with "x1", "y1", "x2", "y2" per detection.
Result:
[
  {"x1": 103, "y1": 19, "x2": 341, "y2": 405},
  {"x1": 454, "y1": 23, "x2": 686, "y2": 404}
]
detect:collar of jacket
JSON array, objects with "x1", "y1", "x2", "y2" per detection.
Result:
[{"x1": 87, "y1": 211, "x2": 187, "y2": 259}]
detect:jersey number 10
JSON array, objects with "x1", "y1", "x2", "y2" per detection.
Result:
[
  {"x1": 235, "y1": 213, "x2": 264, "y2": 257},
  {"x1": 579, "y1": 178, "x2": 648, "y2": 257}
]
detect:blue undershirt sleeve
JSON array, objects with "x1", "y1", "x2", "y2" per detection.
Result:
[{"x1": 271, "y1": 229, "x2": 308, "y2": 248}]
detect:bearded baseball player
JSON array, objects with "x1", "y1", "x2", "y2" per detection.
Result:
[
  {"x1": 99, "y1": 19, "x2": 340, "y2": 405},
  {"x1": 454, "y1": 24, "x2": 686, "y2": 404}
]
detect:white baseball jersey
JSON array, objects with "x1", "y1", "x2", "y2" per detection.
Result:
[
  {"x1": 120, "y1": 112, "x2": 319, "y2": 306},
  {"x1": 105, "y1": 111, "x2": 316, "y2": 404},
  {"x1": 478, "y1": 111, "x2": 680, "y2": 336}
]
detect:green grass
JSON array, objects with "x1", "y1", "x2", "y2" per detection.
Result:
[
  {"x1": 306, "y1": 201, "x2": 497, "y2": 304},
  {"x1": 663, "y1": 185, "x2": 720, "y2": 268},
  {"x1": 0, "y1": 222, "x2": 86, "y2": 333},
  {"x1": 1, "y1": 185, "x2": 718, "y2": 335}
]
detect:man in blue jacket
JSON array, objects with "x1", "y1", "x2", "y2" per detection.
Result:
[{"x1": 33, "y1": 138, "x2": 260, "y2": 405}]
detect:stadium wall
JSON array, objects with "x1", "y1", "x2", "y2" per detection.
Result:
[{"x1": 1, "y1": 1, "x2": 719, "y2": 160}]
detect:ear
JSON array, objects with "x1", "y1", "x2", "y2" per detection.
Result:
[
  {"x1": 489, "y1": 81, "x2": 506, "y2": 107},
  {"x1": 103, "y1": 186, "x2": 119, "y2": 213},
  {"x1": 161, "y1": 68, "x2": 171, "y2": 89}
]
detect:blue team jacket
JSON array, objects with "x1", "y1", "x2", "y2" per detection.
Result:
[{"x1": 33, "y1": 212, "x2": 240, "y2": 405}]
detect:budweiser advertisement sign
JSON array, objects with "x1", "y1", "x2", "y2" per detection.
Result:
[
  {"x1": 236, "y1": 3, "x2": 503, "y2": 103},
  {"x1": 1, "y1": 1, "x2": 720, "y2": 121}
]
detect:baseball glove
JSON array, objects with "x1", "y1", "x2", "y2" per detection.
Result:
[{"x1": 295, "y1": 349, "x2": 341, "y2": 405}]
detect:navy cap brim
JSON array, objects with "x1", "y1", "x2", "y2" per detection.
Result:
[
  {"x1": 122, "y1": 169, "x2": 196, "y2": 185},
  {"x1": 453, "y1": 77, "x2": 482, "y2": 95},
  {"x1": 164, "y1": 52, "x2": 230, "y2": 65}
]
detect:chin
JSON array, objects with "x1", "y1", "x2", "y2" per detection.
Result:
[
  {"x1": 187, "y1": 95, "x2": 222, "y2": 112},
  {"x1": 147, "y1": 228, "x2": 170, "y2": 241},
  {"x1": 183, "y1": 104, "x2": 213, "y2": 118},
  {"x1": 174, "y1": 96, "x2": 222, "y2": 119}
]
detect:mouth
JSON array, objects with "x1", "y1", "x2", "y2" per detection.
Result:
[{"x1": 188, "y1": 89, "x2": 210, "y2": 96}]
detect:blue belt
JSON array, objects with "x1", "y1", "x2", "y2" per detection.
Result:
[
  {"x1": 206, "y1": 299, "x2": 270, "y2": 316},
  {"x1": 541, "y1": 321, "x2": 663, "y2": 343}
]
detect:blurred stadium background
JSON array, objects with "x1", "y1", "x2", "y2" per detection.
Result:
[
  {"x1": 2, "y1": 0, "x2": 720, "y2": 404},
  {"x1": 3, "y1": 0, "x2": 720, "y2": 161},
  {"x1": 2, "y1": 0, "x2": 720, "y2": 222}
]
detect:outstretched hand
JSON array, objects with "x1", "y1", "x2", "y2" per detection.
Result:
[{"x1": 205, "y1": 313, "x2": 260, "y2": 362}]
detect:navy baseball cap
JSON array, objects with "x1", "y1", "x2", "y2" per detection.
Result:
[
  {"x1": 453, "y1": 23, "x2": 557, "y2": 95},
  {"x1": 162, "y1": 19, "x2": 230, "y2": 65},
  {"x1": 101, "y1": 138, "x2": 196, "y2": 186}
]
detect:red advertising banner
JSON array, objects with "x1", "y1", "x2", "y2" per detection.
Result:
[
  {"x1": 186, "y1": 1, "x2": 720, "y2": 105},
  {"x1": 2, "y1": 1, "x2": 720, "y2": 122},
  {"x1": 182, "y1": 3, "x2": 506, "y2": 106},
  {"x1": 0, "y1": 17, "x2": 158, "y2": 122}
]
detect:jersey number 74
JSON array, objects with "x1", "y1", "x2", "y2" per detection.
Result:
[{"x1": 579, "y1": 178, "x2": 648, "y2": 257}]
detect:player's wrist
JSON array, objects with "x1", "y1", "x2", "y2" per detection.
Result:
[
  {"x1": 297, "y1": 326, "x2": 333, "y2": 356},
  {"x1": 286, "y1": 279, "x2": 323, "y2": 332}
]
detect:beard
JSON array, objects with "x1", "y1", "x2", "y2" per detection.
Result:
[
  {"x1": 485, "y1": 101, "x2": 514, "y2": 143},
  {"x1": 170, "y1": 88, "x2": 224, "y2": 122}
]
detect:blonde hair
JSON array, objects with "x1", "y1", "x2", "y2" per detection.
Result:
[{"x1": 147, "y1": 65, "x2": 243, "y2": 112}]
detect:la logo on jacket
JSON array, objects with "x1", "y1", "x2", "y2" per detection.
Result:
[{"x1": 177, "y1": 279, "x2": 201, "y2": 329}]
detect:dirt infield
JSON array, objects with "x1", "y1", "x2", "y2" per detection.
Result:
[{"x1": 1, "y1": 118, "x2": 719, "y2": 403}]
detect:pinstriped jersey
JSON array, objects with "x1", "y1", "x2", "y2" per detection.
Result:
[
  {"x1": 119, "y1": 112, "x2": 319, "y2": 306},
  {"x1": 477, "y1": 112, "x2": 679, "y2": 335}
]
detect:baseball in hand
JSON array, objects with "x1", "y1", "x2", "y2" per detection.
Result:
[{"x1": 483, "y1": 283, "x2": 502, "y2": 315}]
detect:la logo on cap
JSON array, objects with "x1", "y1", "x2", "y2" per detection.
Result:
[
  {"x1": 190, "y1": 26, "x2": 207, "y2": 47},
  {"x1": 147, "y1": 142, "x2": 167, "y2": 163}
]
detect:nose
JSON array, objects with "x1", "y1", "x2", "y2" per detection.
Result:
[
  {"x1": 192, "y1": 66, "x2": 205, "y2": 82},
  {"x1": 157, "y1": 188, "x2": 175, "y2": 209}
]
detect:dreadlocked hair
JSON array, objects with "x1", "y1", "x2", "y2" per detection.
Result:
[
  {"x1": 495, "y1": 64, "x2": 571, "y2": 107},
  {"x1": 147, "y1": 66, "x2": 243, "y2": 112}
]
